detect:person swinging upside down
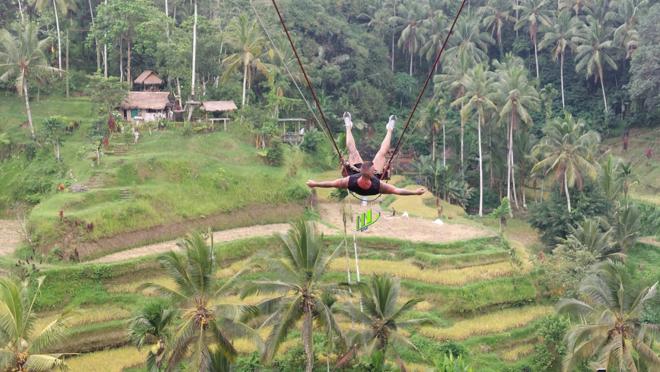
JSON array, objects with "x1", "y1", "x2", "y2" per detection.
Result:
[{"x1": 306, "y1": 112, "x2": 425, "y2": 197}]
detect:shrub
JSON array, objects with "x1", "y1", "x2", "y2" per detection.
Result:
[
  {"x1": 529, "y1": 185, "x2": 612, "y2": 247},
  {"x1": 265, "y1": 139, "x2": 284, "y2": 166},
  {"x1": 531, "y1": 315, "x2": 569, "y2": 372},
  {"x1": 284, "y1": 184, "x2": 311, "y2": 200}
]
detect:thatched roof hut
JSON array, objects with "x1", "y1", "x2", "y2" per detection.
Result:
[
  {"x1": 200, "y1": 100, "x2": 238, "y2": 113},
  {"x1": 133, "y1": 70, "x2": 163, "y2": 90},
  {"x1": 120, "y1": 92, "x2": 173, "y2": 122}
]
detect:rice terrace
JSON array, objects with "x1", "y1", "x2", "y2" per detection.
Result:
[{"x1": 0, "y1": 0, "x2": 658, "y2": 371}]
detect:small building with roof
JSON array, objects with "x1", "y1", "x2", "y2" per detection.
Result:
[
  {"x1": 120, "y1": 91, "x2": 174, "y2": 122},
  {"x1": 133, "y1": 70, "x2": 163, "y2": 91},
  {"x1": 200, "y1": 100, "x2": 238, "y2": 130}
]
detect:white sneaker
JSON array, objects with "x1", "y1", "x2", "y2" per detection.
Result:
[
  {"x1": 386, "y1": 115, "x2": 396, "y2": 131},
  {"x1": 343, "y1": 112, "x2": 353, "y2": 129}
]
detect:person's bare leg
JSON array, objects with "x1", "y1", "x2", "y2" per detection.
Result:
[
  {"x1": 344, "y1": 112, "x2": 363, "y2": 165},
  {"x1": 373, "y1": 115, "x2": 396, "y2": 173}
]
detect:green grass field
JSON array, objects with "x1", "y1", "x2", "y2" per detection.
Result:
[{"x1": 0, "y1": 96, "x2": 309, "y2": 254}]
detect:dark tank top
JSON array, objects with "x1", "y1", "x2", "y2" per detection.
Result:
[{"x1": 348, "y1": 174, "x2": 381, "y2": 196}]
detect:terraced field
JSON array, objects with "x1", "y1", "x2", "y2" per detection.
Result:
[{"x1": 30, "y1": 230, "x2": 552, "y2": 371}]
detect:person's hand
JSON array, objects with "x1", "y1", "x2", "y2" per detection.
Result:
[
  {"x1": 306, "y1": 180, "x2": 317, "y2": 188},
  {"x1": 415, "y1": 187, "x2": 426, "y2": 195}
]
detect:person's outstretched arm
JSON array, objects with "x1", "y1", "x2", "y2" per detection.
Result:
[
  {"x1": 307, "y1": 178, "x2": 349, "y2": 189},
  {"x1": 380, "y1": 183, "x2": 425, "y2": 196}
]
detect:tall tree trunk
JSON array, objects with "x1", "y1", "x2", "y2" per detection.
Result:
[
  {"x1": 22, "y1": 76, "x2": 36, "y2": 139},
  {"x1": 599, "y1": 68, "x2": 608, "y2": 113},
  {"x1": 477, "y1": 112, "x2": 483, "y2": 216},
  {"x1": 510, "y1": 119, "x2": 519, "y2": 209},
  {"x1": 88, "y1": 0, "x2": 101, "y2": 73},
  {"x1": 127, "y1": 38, "x2": 132, "y2": 87},
  {"x1": 564, "y1": 172, "x2": 571, "y2": 212},
  {"x1": 460, "y1": 102, "x2": 464, "y2": 178},
  {"x1": 65, "y1": 30, "x2": 69, "y2": 98},
  {"x1": 442, "y1": 121, "x2": 446, "y2": 167},
  {"x1": 103, "y1": 0, "x2": 108, "y2": 78},
  {"x1": 18, "y1": 0, "x2": 25, "y2": 23},
  {"x1": 119, "y1": 37, "x2": 123, "y2": 82},
  {"x1": 506, "y1": 118, "x2": 513, "y2": 217},
  {"x1": 165, "y1": 0, "x2": 170, "y2": 37},
  {"x1": 302, "y1": 309, "x2": 314, "y2": 372},
  {"x1": 391, "y1": 32, "x2": 395, "y2": 72},
  {"x1": 560, "y1": 51, "x2": 565, "y2": 109},
  {"x1": 241, "y1": 60, "x2": 248, "y2": 107},
  {"x1": 53, "y1": 0, "x2": 63, "y2": 71},
  {"x1": 409, "y1": 52, "x2": 413, "y2": 76},
  {"x1": 431, "y1": 123, "x2": 436, "y2": 162},
  {"x1": 533, "y1": 37, "x2": 540, "y2": 80},
  {"x1": 191, "y1": 0, "x2": 198, "y2": 98},
  {"x1": 176, "y1": 77, "x2": 182, "y2": 107}
]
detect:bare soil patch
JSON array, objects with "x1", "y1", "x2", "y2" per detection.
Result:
[
  {"x1": 317, "y1": 202, "x2": 492, "y2": 244},
  {"x1": 77, "y1": 203, "x2": 305, "y2": 260},
  {"x1": 0, "y1": 219, "x2": 22, "y2": 256}
]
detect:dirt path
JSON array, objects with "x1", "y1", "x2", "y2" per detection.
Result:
[
  {"x1": 91, "y1": 224, "x2": 296, "y2": 263},
  {"x1": 0, "y1": 219, "x2": 22, "y2": 256},
  {"x1": 90, "y1": 201, "x2": 492, "y2": 264}
]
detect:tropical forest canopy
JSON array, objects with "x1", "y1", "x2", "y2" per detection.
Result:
[{"x1": 0, "y1": 0, "x2": 659, "y2": 371}]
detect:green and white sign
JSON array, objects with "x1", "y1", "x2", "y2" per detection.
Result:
[{"x1": 356, "y1": 209, "x2": 381, "y2": 232}]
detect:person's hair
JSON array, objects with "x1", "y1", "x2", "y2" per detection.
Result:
[{"x1": 360, "y1": 161, "x2": 374, "y2": 174}]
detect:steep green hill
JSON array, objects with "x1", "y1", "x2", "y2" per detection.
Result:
[{"x1": 0, "y1": 96, "x2": 309, "y2": 257}]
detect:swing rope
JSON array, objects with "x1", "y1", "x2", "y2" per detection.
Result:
[
  {"x1": 270, "y1": 0, "x2": 345, "y2": 165},
  {"x1": 249, "y1": 0, "x2": 324, "y2": 133},
  {"x1": 270, "y1": 0, "x2": 467, "y2": 200},
  {"x1": 381, "y1": 0, "x2": 468, "y2": 178}
]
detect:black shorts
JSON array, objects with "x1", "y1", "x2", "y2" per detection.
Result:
[{"x1": 348, "y1": 163, "x2": 383, "y2": 178}]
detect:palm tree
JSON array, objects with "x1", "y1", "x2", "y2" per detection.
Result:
[
  {"x1": 573, "y1": 17, "x2": 618, "y2": 113},
  {"x1": 128, "y1": 301, "x2": 177, "y2": 372},
  {"x1": 243, "y1": 220, "x2": 343, "y2": 372},
  {"x1": 617, "y1": 161, "x2": 637, "y2": 201},
  {"x1": 531, "y1": 113, "x2": 600, "y2": 213},
  {"x1": 599, "y1": 154, "x2": 623, "y2": 202},
  {"x1": 223, "y1": 14, "x2": 267, "y2": 107},
  {"x1": 610, "y1": 203, "x2": 641, "y2": 253},
  {"x1": 539, "y1": 10, "x2": 581, "y2": 109},
  {"x1": 420, "y1": 8, "x2": 448, "y2": 65},
  {"x1": 0, "y1": 277, "x2": 68, "y2": 371},
  {"x1": 435, "y1": 52, "x2": 473, "y2": 174},
  {"x1": 452, "y1": 63, "x2": 497, "y2": 216},
  {"x1": 394, "y1": 1, "x2": 427, "y2": 76},
  {"x1": 30, "y1": 0, "x2": 77, "y2": 71},
  {"x1": 493, "y1": 54, "x2": 540, "y2": 211},
  {"x1": 370, "y1": 0, "x2": 399, "y2": 72},
  {"x1": 0, "y1": 23, "x2": 57, "y2": 139},
  {"x1": 445, "y1": 16, "x2": 494, "y2": 65},
  {"x1": 609, "y1": 0, "x2": 648, "y2": 59},
  {"x1": 559, "y1": 0, "x2": 593, "y2": 17},
  {"x1": 336, "y1": 275, "x2": 432, "y2": 369},
  {"x1": 514, "y1": 0, "x2": 553, "y2": 80},
  {"x1": 478, "y1": 0, "x2": 515, "y2": 56},
  {"x1": 557, "y1": 261, "x2": 660, "y2": 371},
  {"x1": 142, "y1": 232, "x2": 259, "y2": 371},
  {"x1": 555, "y1": 219, "x2": 618, "y2": 259}
]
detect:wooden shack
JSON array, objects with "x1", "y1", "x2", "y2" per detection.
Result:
[
  {"x1": 133, "y1": 70, "x2": 163, "y2": 91},
  {"x1": 120, "y1": 91, "x2": 173, "y2": 122},
  {"x1": 200, "y1": 100, "x2": 238, "y2": 130}
]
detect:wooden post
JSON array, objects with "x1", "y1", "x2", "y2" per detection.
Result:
[{"x1": 223, "y1": 118, "x2": 227, "y2": 132}]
